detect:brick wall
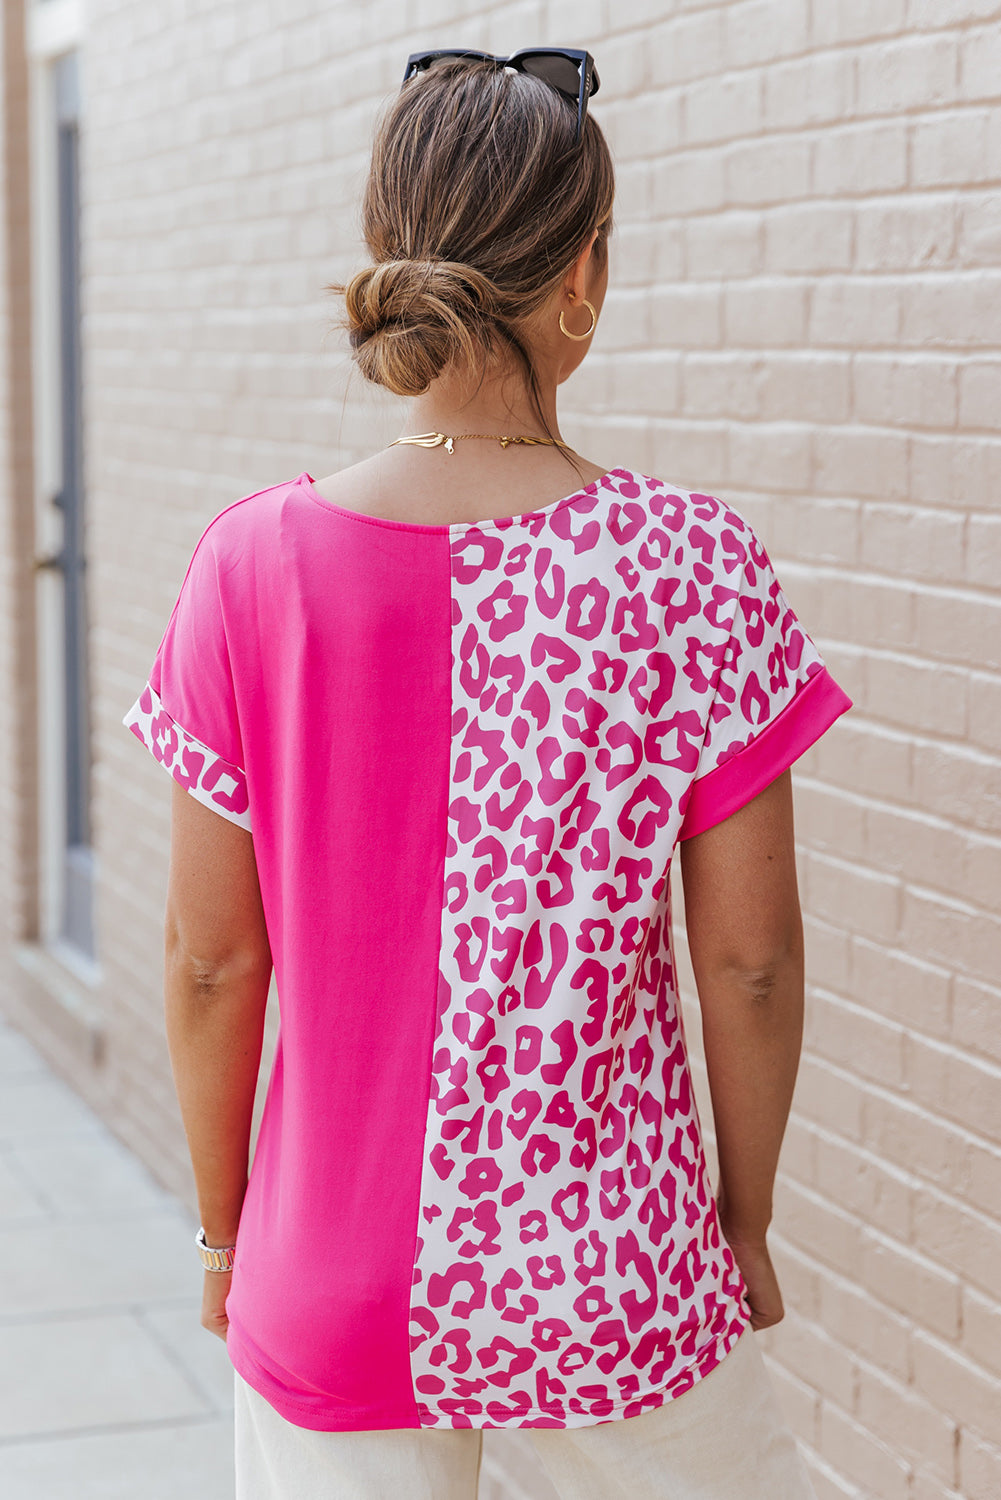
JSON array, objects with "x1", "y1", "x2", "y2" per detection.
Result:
[{"x1": 3, "y1": 2, "x2": 999, "y2": 1496}]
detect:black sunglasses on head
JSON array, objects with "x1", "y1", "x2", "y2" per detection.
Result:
[{"x1": 402, "y1": 48, "x2": 600, "y2": 146}]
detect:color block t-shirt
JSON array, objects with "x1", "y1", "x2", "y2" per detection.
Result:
[{"x1": 123, "y1": 466, "x2": 851, "y2": 1432}]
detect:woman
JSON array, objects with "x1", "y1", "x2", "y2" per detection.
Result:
[{"x1": 124, "y1": 48, "x2": 851, "y2": 1500}]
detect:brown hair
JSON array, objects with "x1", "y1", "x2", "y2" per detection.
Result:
[{"x1": 327, "y1": 57, "x2": 615, "y2": 425}]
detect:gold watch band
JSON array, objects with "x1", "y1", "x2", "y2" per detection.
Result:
[{"x1": 196, "y1": 1226, "x2": 236, "y2": 1272}]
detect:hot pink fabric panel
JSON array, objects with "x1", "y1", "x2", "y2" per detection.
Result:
[{"x1": 202, "y1": 484, "x2": 454, "y2": 1429}]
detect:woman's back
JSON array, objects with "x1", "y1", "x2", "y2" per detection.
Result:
[
  {"x1": 125, "y1": 460, "x2": 849, "y2": 1428},
  {"x1": 307, "y1": 446, "x2": 613, "y2": 530},
  {"x1": 124, "y1": 50, "x2": 847, "y2": 1496}
]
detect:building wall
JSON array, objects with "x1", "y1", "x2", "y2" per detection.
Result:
[{"x1": 2, "y1": 2, "x2": 999, "y2": 1496}]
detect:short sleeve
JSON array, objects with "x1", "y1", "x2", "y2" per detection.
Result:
[
  {"x1": 678, "y1": 523, "x2": 852, "y2": 840},
  {"x1": 122, "y1": 529, "x2": 251, "y2": 831}
]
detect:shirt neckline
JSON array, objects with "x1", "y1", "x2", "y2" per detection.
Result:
[{"x1": 295, "y1": 467, "x2": 632, "y2": 535}]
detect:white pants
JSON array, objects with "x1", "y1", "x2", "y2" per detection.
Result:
[{"x1": 234, "y1": 1326, "x2": 817, "y2": 1500}]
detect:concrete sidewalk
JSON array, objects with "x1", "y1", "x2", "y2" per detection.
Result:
[{"x1": 0, "y1": 1013, "x2": 235, "y2": 1499}]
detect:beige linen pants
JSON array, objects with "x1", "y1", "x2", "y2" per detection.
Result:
[{"x1": 233, "y1": 1327, "x2": 817, "y2": 1499}]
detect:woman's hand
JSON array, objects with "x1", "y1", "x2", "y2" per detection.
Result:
[
  {"x1": 201, "y1": 1269, "x2": 233, "y2": 1341},
  {"x1": 720, "y1": 1220, "x2": 785, "y2": 1331}
]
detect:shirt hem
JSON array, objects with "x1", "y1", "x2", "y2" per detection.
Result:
[
  {"x1": 122, "y1": 681, "x2": 252, "y2": 832},
  {"x1": 679, "y1": 664, "x2": 852, "y2": 841},
  {"x1": 226, "y1": 1310, "x2": 752, "y2": 1432}
]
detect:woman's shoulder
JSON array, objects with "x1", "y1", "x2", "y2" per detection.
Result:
[
  {"x1": 187, "y1": 473, "x2": 303, "y2": 559},
  {"x1": 625, "y1": 469, "x2": 760, "y2": 551}
]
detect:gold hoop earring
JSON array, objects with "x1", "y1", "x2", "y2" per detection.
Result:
[{"x1": 559, "y1": 298, "x2": 597, "y2": 342}]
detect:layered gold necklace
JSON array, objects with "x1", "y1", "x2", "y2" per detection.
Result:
[{"x1": 390, "y1": 431, "x2": 571, "y2": 456}]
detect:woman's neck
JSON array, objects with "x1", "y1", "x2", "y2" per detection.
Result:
[{"x1": 404, "y1": 362, "x2": 562, "y2": 442}]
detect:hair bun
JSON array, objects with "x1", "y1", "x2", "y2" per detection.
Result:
[{"x1": 342, "y1": 258, "x2": 500, "y2": 397}]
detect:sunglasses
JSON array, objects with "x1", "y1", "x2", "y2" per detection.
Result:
[{"x1": 402, "y1": 48, "x2": 600, "y2": 146}]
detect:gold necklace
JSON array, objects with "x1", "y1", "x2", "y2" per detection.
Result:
[{"x1": 389, "y1": 431, "x2": 571, "y2": 456}]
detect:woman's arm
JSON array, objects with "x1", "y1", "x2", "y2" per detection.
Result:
[
  {"x1": 679, "y1": 767, "x2": 805, "y2": 1330},
  {"x1": 164, "y1": 780, "x2": 272, "y2": 1337}
]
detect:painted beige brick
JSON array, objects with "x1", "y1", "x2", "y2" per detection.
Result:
[
  {"x1": 725, "y1": 135, "x2": 813, "y2": 205},
  {"x1": 908, "y1": 0, "x2": 1001, "y2": 25},
  {"x1": 812, "y1": 1131, "x2": 914, "y2": 1242},
  {"x1": 607, "y1": 222, "x2": 657, "y2": 286},
  {"x1": 651, "y1": 147, "x2": 726, "y2": 216},
  {"x1": 762, "y1": 50, "x2": 855, "y2": 130},
  {"x1": 649, "y1": 11, "x2": 725, "y2": 87},
  {"x1": 957, "y1": 193, "x2": 1001, "y2": 267},
  {"x1": 952, "y1": 976, "x2": 1001, "y2": 1067},
  {"x1": 863, "y1": 650, "x2": 968, "y2": 737},
  {"x1": 912, "y1": 108, "x2": 1001, "y2": 188},
  {"x1": 810, "y1": 0, "x2": 906, "y2": 48},
  {"x1": 587, "y1": 31, "x2": 653, "y2": 100},
  {"x1": 855, "y1": 1361, "x2": 958, "y2": 1485},
  {"x1": 855, "y1": 195, "x2": 957, "y2": 272},
  {"x1": 856, "y1": 32, "x2": 960, "y2": 116},
  {"x1": 802, "y1": 912, "x2": 852, "y2": 990},
  {"x1": 860, "y1": 1086, "x2": 971, "y2": 1189},
  {"x1": 682, "y1": 70, "x2": 761, "y2": 147},
  {"x1": 767, "y1": 1356, "x2": 820, "y2": 1446},
  {"x1": 967, "y1": 670, "x2": 1001, "y2": 754},
  {"x1": 909, "y1": 1473, "x2": 965, "y2": 1500},
  {"x1": 810, "y1": 715, "x2": 914, "y2": 803},
  {"x1": 684, "y1": 210, "x2": 763, "y2": 279},
  {"x1": 859, "y1": 502, "x2": 964, "y2": 580},
  {"x1": 960, "y1": 1146, "x2": 1001, "y2": 1242},
  {"x1": 816, "y1": 1274, "x2": 911, "y2": 1385},
  {"x1": 775, "y1": 1177, "x2": 866, "y2": 1279},
  {"x1": 608, "y1": 352, "x2": 681, "y2": 417},
  {"x1": 809, "y1": 276, "x2": 902, "y2": 347},
  {"x1": 909, "y1": 433, "x2": 1001, "y2": 512},
  {"x1": 966, "y1": 512, "x2": 1001, "y2": 588},
  {"x1": 912, "y1": 1329, "x2": 1001, "y2": 1440},
  {"x1": 0, "y1": 9, "x2": 996, "y2": 1500},
  {"x1": 764, "y1": 1236, "x2": 824, "y2": 1324},
  {"x1": 790, "y1": 1055, "x2": 864, "y2": 1142},
  {"x1": 964, "y1": 834, "x2": 1001, "y2": 914},
  {"x1": 959, "y1": 1429, "x2": 1001, "y2": 1500},
  {"x1": 726, "y1": 421, "x2": 812, "y2": 492},
  {"x1": 794, "y1": 780, "x2": 865, "y2": 858},
  {"x1": 764, "y1": 203, "x2": 854, "y2": 273},
  {"x1": 959, "y1": 1285, "x2": 1001, "y2": 1383},
  {"x1": 724, "y1": 278, "x2": 809, "y2": 345},
  {"x1": 681, "y1": 352, "x2": 760, "y2": 419},
  {"x1": 901, "y1": 271, "x2": 1001, "y2": 348},
  {"x1": 765, "y1": 1312, "x2": 858, "y2": 1413},
  {"x1": 603, "y1": 92, "x2": 682, "y2": 162},
  {"x1": 856, "y1": 356, "x2": 959, "y2": 433},
  {"x1": 861, "y1": 1226, "x2": 962, "y2": 1340},
  {"x1": 777, "y1": 1113, "x2": 817, "y2": 1187},
  {"x1": 813, "y1": 122, "x2": 909, "y2": 196},
  {"x1": 724, "y1": 0, "x2": 810, "y2": 68},
  {"x1": 651, "y1": 282, "x2": 722, "y2": 347},
  {"x1": 958, "y1": 20, "x2": 1001, "y2": 102},
  {"x1": 758, "y1": 355, "x2": 853, "y2": 425},
  {"x1": 809, "y1": 568, "x2": 917, "y2": 649},
  {"x1": 818, "y1": 1398, "x2": 911, "y2": 1499},
  {"x1": 806, "y1": 986, "x2": 906, "y2": 1085},
  {"x1": 905, "y1": 1033, "x2": 1001, "y2": 1142},
  {"x1": 959, "y1": 359, "x2": 1001, "y2": 427},
  {"x1": 912, "y1": 1188, "x2": 1001, "y2": 1306},
  {"x1": 914, "y1": 589, "x2": 1001, "y2": 673},
  {"x1": 852, "y1": 933, "x2": 952, "y2": 1037}
]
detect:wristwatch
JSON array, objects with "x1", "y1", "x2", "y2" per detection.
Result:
[{"x1": 196, "y1": 1226, "x2": 237, "y2": 1272}]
